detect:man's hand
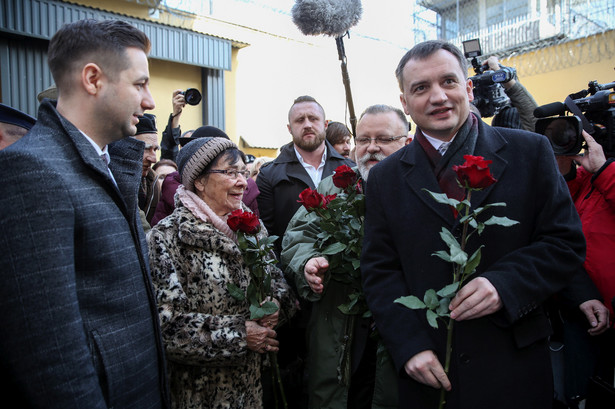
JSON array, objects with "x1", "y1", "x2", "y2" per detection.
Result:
[
  {"x1": 579, "y1": 299, "x2": 610, "y2": 336},
  {"x1": 484, "y1": 56, "x2": 516, "y2": 90},
  {"x1": 573, "y1": 131, "x2": 607, "y2": 173},
  {"x1": 404, "y1": 350, "x2": 451, "y2": 391},
  {"x1": 304, "y1": 257, "x2": 328, "y2": 294},
  {"x1": 449, "y1": 277, "x2": 502, "y2": 320}
]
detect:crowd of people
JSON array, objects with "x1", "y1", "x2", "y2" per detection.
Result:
[{"x1": 0, "y1": 18, "x2": 613, "y2": 409}]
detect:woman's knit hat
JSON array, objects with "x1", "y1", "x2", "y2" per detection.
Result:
[{"x1": 176, "y1": 136, "x2": 237, "y2": 191}]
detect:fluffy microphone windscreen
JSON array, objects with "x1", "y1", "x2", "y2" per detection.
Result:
[{"x1": 292, "y1": 0, "x2": 363, "y2": 37}]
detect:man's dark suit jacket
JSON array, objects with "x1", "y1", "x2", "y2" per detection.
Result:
[
  {"x1": 361, "y1": 118, "x2": 585, "y2": 409},
  {"x1": 0, "y1": 101, "x2": 169, "y2": 409}
]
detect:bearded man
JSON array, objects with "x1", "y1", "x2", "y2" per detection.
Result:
[
  {"x1": 256, "y1": 95, "x2": 354, "y2": 258},
  {"x1": 281, "y1": 104, "x2": 410, "y2": 409},
  {"x1": 255, "y1": 95, "x2": 354, "y2": 409}
]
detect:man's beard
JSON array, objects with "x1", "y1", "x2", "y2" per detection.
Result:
[
  {"x1": 357, "y1": 152, "x2": 387, "y2": 181},
  {"x1": 293, "y1": 131, "x2": 325, "y2": 152}
]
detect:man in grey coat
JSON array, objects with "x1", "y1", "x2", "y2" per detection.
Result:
[{"x1": 0, "y1": 19, "x2": 169, "y2": 409}]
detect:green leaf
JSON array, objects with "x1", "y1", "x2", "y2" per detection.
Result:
[
  {"x1": 424, "y1": 289, "x2": 439, "y2": 310},
  {"x1": 260, "y1": 300, "x2": 279, "y2": 315},
  {"x1": 321, "y1": 242, "x2": 347, "y2": 255},
  {"x1": 436, "y1": 297, "x2": 451, "y2": 316},
  {"x1": 249, "y1": 304, "x2": 266, "y2": 320},
  {"x1": 449, "y1": 245, "x2": 468, "y2": 266},
  {"x1": 352, "y1": 259, "x2": 361, "y2": 269},
  {"x1": 439, "y1": 228, "x2": 461, "y2": 252},
  {"x1": 316, "y1": 231, "x2": 332, "y2": 240},
  {"x1": 226, "y1": 283, "x2": 246, "y2": 301},
  {"x1": 436, "y1": 282, "x2": 459, "y2": 298},
  {"x1": 423, "y1": 189, "x2": 461, "y2": 208},
  {"x1": 463, "y1": 246, "x2": 483, "y2": 276},
  {"x1": 394, "y1": 295, "x2": 426, "y2": 310},
  {"x1": 483, "y1": 216, "x2": 519, "y2": 227},
  {"x1": 426, "y1": 309, "x2": 439, "y2": 329},
  {"x1": 432, "y1": 250, "x2": 452, "y2": 263},
  {"x1": 349, "y1": 218, "x2": 362, "y2": 231}
]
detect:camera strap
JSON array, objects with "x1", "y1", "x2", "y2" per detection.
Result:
[{"x1": 564, "y1": 96, "x2": 594, "y2": 135}]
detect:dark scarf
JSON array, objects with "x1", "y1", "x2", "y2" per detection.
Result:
[{"x1": 414, "y1": 114, "x2": 479, "y2": 201}]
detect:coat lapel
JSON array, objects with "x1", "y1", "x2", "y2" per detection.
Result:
[
  {"x1": 466, "y1": 123, "x2": 508, "y2": 211},
  {"x1": 399, "y1": 144, "x2": 456, "y2": 225},
  {"x1": 399, "y1": 123, "x2": 509, "y2": 225}
]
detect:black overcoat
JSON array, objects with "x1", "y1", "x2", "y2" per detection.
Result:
[{"x1": 361, "y1": 120, "x2": 585, "y2": 409}]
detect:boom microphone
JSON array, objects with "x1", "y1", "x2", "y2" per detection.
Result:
[
  {"x1": 291, "y1": 0, "x2": 363, "y2": 37},
  {"x1": 534, "y1": 102, "x2": 566, "y2": 118}
]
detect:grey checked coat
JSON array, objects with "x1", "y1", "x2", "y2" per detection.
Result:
[{"x1": 0, "y1": 100, "x2": 169, "y2": 409}]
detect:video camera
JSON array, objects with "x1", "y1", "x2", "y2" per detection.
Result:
[
  {"x1": 462, "y1": 39, "x2": 516, "y2": 118},
  {"x1": 534, "y1": 80, "x2": 615, "y2": 156}
]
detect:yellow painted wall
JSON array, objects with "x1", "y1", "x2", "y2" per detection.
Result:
[
  {"x1": 148, "y1": 60, "x2": 202, "y2": 137},
  {"x1": 500, "y1": 31, "x2": 615, "y2": 110}
]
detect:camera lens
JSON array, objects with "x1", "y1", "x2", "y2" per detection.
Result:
[
  {"x1": 541, "y1": 117, "x2": 583, "y2": 155},
  {"x1": 183, "y1": 88, "x2": 202, "y2": 106}
]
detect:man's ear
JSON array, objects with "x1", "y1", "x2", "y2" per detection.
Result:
[
  {"x1": 400, "y1": 93, "x2": 410, "y2": 115},
  {"x1": 82, "y1": 63, "x2": 103, "y2": 96},
  {"x1": 466, "y1": 78, "x2": 474, "y2": 102}
]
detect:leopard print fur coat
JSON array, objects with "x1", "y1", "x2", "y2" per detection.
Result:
[{"x1": 147, "y1": 199, "x2": 297, "y2": 409}]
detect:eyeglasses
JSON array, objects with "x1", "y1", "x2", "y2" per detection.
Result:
[
  {"x1": 355, "y1": 135, "x2": 406, "y2": 146},
  {"x1": 207, "y1": 169, "x2": 250, "y2": 179}
]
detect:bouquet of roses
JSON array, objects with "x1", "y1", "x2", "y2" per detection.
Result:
[
  {"x1": 394, "y1": 155, "x2": 518, "y2": 409},
  {"x1": 225, "y1": 209, "x2": 286, "y2": 408},
  {"x1": 297, "y1": 165, "x2": 367, "y2": 317}
]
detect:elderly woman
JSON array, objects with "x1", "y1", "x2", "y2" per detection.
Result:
[{"x1": 147, "y1": 137, "x2": 297, "y2": 409}]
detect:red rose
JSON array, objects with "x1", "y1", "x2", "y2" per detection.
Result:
[
  {"x1": 323, "y1": 194, "x2": 337, "y2": 206},
  {"x1": 452, "y1": 155, "x2": 497, "y2": 190},
  {"x1": 298, "y1": 188, "x2": 327, "y2": 211},
  {"x1": 332, "y1": 165, "x2": 357, "y2": 189},
  {"x1": 227, "y1": 209, "x2": 260, "y2": 234}
]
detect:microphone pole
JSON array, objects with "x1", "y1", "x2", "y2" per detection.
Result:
[{"x1": 336, "y1": 33, "x2": 357, "y2": 138}]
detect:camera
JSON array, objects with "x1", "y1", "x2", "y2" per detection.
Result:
[
  {"x1": 534, "y1": 80, "x2": 615, "y2": 156},
  {"x1": 180, "y1": 88, "x2": 202, "y2": 106},
  {"x1": 462, "y1": 39, "x2": 516, "y2": 118}
]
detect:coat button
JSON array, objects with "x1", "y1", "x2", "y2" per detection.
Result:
[{"x1": 459, "y1": 353, "x2": 471, "y2": 364}]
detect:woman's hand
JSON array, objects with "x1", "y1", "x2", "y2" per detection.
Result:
[
  {"x1": 246, "y1": 320, "x2": 279, "y2": 354},
  {"x1": 257, "y1": 297, "x2": 280, "y2": 329}
]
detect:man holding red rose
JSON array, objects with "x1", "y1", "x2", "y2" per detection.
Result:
[
  {"x1": 360, "y1": 40, "x2": 586, "y2": 409},
  {"x1": 282, "y1": 104, "x2": 410, "y2": 409},
  {"x1": 255, "y1": 95, "x2": 354, "y2": 408}
]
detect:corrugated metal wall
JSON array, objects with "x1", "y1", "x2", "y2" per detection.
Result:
[{"x1": 0, "y1": 0, "x2": 230, "y2": 129}]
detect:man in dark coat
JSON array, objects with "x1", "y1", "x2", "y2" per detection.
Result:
[
  {"x1": 255, "y1": 95, "x2": 354, "y2": 408},
  {"x1": 0, "y1": 19, "x2": 169, "y2": 409},
  {"x1": 360, "y1": 40, "x2": 586, "y2": 409},
  {"x1": 256, "y1": 95, "x2": 354, "y2": 258}
]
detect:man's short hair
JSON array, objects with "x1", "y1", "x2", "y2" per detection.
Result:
[
  {"x1": 48, "y1": 19, "x2": 150, "y2": 95},
  {"x1": 395, "y1": 40, "x2": 468, "y2": 91},
  {"x1": 288, "y1": 95, "x2": 325, "y2": 122},
  {"x1": 359, "y1": 104, "x2": 411, "y2": 133},
  {"x1": 325, "y1": 121, "x2": 352, "y2": 145}
]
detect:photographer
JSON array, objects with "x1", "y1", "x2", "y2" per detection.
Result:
[
  {"x1": 160, "y1": 89, "x2": 187, "y2": 162},
  {"x1": 483, "y1": 56, "x2": 538, "y2": 132},
  {"x1": 556, "y1": 131, "x2": 615, "y2": 407}
]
